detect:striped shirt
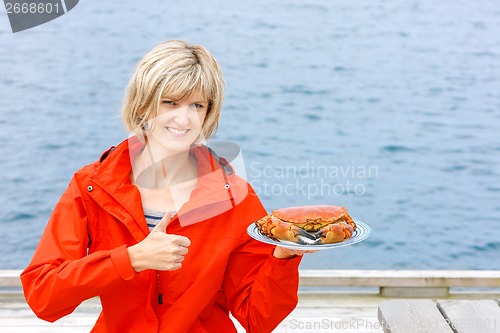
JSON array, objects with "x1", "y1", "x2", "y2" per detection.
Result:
[{"x1": 144, "y1": 208, "x2": 176, "y2": 231}]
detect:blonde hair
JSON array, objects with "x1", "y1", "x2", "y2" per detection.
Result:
[{"x1": 122, "y1": 40, "x2": 225, "y2": 139}]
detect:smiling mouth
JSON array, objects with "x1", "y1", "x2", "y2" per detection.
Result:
[{"x1": 166, "y1": 127, "x2": 189, "y2": 136}]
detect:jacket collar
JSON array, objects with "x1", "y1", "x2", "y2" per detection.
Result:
[{"x1": 88, "y1": 136, "x2": 248, "y2": 239}]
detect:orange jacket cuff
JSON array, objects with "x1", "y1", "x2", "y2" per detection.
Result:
[
  {"x1": 110, "y1": 244, "x2": 136, "y2": 281},
  {"x1": 265, "y1": 254, "x2": 302, "y2": 278}
]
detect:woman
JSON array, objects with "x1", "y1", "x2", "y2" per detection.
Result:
[{"x1": 21, "y1": 40, "x2": 310, "y2": 332}]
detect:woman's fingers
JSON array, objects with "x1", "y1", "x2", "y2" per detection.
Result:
[
  {"x1": 175, "y1": 244, "x2": 189, "y2": 256},
  {"x1": 171, "y1": 234, "x2": 191, "y2": 248},
  {"x1": 128, "y1": 225, "x2": 191, "y2": 272},
  {"x1": 273, "y1": 246, "x2": 318, "y2": 258}
]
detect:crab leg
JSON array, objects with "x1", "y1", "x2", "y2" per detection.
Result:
[{"x1": 313, "y1": 222, "x2": 354, "y2": 244}]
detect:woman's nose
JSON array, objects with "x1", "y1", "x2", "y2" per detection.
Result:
[{"x1": 173, "y1": 106, "x2": 190, "y2": 126}]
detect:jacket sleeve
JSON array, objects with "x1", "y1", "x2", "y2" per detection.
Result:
[
  {"x1": 20, "y1": 175, "x2": 136, "y2": 322},
  {"x1": 222, "y1": 190, "x2": 302, "y2": 333}
]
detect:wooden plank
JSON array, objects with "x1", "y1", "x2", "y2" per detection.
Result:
[
  {"x1": 437, "y1": 300, "x2": 500, "y2": 333},
  {"x1": 286, "y1": 294, "x2": 385, "y2": 332},
  {"x1": 3, "y1": 270, "x2": 500, "y2": 288},
  {"x1": 300, "y1": 270, "x2": 500, "y2": 288},
  {"x1": 378, "y1": 299, "x2": 454, "y2": 333},
  {"x1": 0, "y1": 270, "x2": 21, "y2": 287},
  {"x1": 380, "y1": 287, "x2": 449, "y2": 298},
  {"x1": 0, "y1": 327, "x2": 93, "y2": 333}
]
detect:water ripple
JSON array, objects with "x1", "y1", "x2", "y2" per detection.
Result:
[{"x1": 380, "y1": 145, "x2": 419, "y2": 153}]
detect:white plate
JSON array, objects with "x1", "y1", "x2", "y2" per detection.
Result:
[{"x1": 247, "y1": 220, "x2": 371, "y2": 250}]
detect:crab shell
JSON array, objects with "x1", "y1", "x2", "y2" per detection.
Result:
[
  {"x1": 271, "y1": 205, "x2": 356, "y2": 232},
  {"x1": 255, "y1": 205, "x2": 357, "y2": 245}
]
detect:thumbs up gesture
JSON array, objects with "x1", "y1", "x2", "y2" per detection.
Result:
[{"x1": 127, "y1": 213, "x2": 191, "y2": 272}]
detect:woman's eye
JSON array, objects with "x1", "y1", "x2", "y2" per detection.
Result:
[
  {"x1": 191, "y1": 103, "x2": 206, "y2": 109},
  {"x1": 162, "y1": 100, "x2": 175, "y2": 105}
]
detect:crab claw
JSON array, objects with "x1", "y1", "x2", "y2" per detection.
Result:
[
  {"x1": 263, "y1": 218, "x2": 306, "y2": 243},
  {"x1": 313, "y1": 222, "x2": 354, "y2": 244}
]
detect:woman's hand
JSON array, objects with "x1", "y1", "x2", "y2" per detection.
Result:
[
  {"x1": 273, "y1": 246, "x2": 317, "y2": 259},
  {"x1": 127, "y1": 213, "x2": 191, "y2": 272}
]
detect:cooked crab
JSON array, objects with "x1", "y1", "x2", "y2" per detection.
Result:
[{"x1": 255, "y1": 205, "x2": 356, "y2": 245}]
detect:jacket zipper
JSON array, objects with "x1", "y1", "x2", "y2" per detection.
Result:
[{"x1": 156, "y1": 271, "x2": 163, "y2": 305}]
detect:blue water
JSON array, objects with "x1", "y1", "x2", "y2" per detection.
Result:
[{"x1": 1, "y1": 0, "x2": 499, "y2": 270}]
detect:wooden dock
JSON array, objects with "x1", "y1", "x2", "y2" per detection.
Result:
[{"x1": 1, "y1": 270, "x2": 500, "y2": 332}]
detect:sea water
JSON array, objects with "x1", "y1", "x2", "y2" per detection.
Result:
[{"x1": 0, "y1": 0, "x2": 499, "y2": 269}]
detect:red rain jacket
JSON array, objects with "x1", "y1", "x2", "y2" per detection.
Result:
[{"x1": 21, "y1": 138, "x2": 301, "y2": 332}]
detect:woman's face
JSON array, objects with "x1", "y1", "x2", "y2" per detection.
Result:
[{"x1": 147, "y1": 89, "x2": 208, "y2": 154}]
